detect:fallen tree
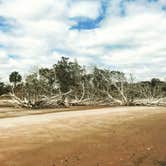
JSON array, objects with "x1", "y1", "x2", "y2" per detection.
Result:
[
  {"x1": 133, "y1": 98, "x2": 166, "y2": 107},
  {"x1": 9, "y1": 90, "x2": 72, "y2": 109}
]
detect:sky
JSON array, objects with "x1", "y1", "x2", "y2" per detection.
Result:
[{"x1": 0, "y1": 0, "x2": 166, "y2": 82}]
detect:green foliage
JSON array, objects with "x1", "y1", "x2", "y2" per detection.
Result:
[
  {"x1": 0, "y1": 82, "x2": 10, "y2": 95},
  {"x1": 39, "y1": 68, "x2": 55, "y2": 86},
  {"x1": 53, "y1": 57, "x2": 84, "y2": 92},
  {"x1": 24, "y1": 72, "x2": 44, "y2": 103},
  {"x1": 9, "y1": 71, "x2": 22, "y2": 87},
  {"x1": 4, "y1": 57, "x2": 166, "y2": 105}
]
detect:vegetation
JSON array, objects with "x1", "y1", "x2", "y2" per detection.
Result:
[
  {"x1": 0, "y1": 82, "x2": 10, "y2": 96},
  {"x1": 9, "y1": 71, "x2": 22, "y2": 88},
  {"x1": 0, "y1": 57, "x2": 165, "y2": 108}
]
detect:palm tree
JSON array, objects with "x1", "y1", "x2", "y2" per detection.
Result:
[{"x1": 9, "y1": 71, "x2": 22, "y2": 88}]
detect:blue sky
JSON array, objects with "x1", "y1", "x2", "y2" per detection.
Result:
[
  {"x1": 0, "y1": 0, "x2": 166, "y2": 81},
  {"x1": 70, "y1": 0, "x2": 108, "y2": 30}
]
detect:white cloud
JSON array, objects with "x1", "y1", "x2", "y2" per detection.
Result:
[
  {"x1": 159, "y1": 0, "x2": 166, "y2": 5},
  {"x1": 0, "y1": 0, "x2": 69, "y2": 20},
  {"x1": 0, "y1": 0, "x2": 166, "y2": 82},
  {"x1": 69, "y1": 0, "x2": 101, "y2": 19},
  {"x1": 0, "y1": 50, "x2": 8, "y2": 64}
]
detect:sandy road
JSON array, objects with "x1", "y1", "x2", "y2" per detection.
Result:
[{"x1": 0, "y1": 106, "x2": 166, "y2": 166}]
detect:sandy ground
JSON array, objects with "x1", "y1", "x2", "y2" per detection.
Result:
[
  {"x1": 0, "y1": 106, "x2": 166, "y2": 166},
  {"x1": 0, "y1": 99, "x2": 109, "y2": 119}
]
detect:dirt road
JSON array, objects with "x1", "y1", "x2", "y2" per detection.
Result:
[{"x1": 0, "y1": 106, "x2": 166, "y2": 166}]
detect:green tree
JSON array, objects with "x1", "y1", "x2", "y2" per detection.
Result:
[
  {"x1": 151, "y1": 78, "x2": 162, "y2": 97},
  {"x1": 39, "y1": 68, "x2": 56, "y2": 95},
  {"x1": 25, "y1": 72, "x2": 42, "y2": 103},
  {"x1": 53, "y1": 57, "x2": 83, "y2": 93},
  {"x1": 0, "y1": 82, "x2": 10, "y2": 95},
  {"x1": 9, "y1": 71, "x2": 22, "y2": 88}
]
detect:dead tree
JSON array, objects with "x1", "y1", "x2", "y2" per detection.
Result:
[
  {"x1": 9, "y1": 89, "x2": 73, "y2": 109},
  {"x1": 96, "y1": 69, "x2": 128, "y2": 105}
]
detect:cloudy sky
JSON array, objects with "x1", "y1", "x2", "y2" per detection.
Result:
[{"x1": 0, "y1": 0, "x2": 166, "y2": 81}]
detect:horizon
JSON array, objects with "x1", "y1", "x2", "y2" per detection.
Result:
[
  {"x1": 0, "y1": 0, "x2": 166, "y2": 81},
  {"x1": 2, "y1": 57, "x2": 166, "y2": 84}
]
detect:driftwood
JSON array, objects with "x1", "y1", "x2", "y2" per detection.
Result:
[
  {"x1": 9, "y1": 93, "x2": 33, "y2": 108},
  {"x1": 133, "y1": 98, "x2": 166, "y2": 106},
  {"x1": 9, "y1": 90, "x2": 73, "y2": 109},
  {"x1": 9, "y1": 87, "x2": 166, "y2": 109}
]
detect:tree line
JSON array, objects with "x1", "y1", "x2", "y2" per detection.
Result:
[{"x1": 1, "y1": 57, "x2": 166, "y2": 108}]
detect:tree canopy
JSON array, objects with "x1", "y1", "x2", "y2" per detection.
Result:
[{"x1": 2, "y1": 57, "x2": 166, "y2": 108}]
